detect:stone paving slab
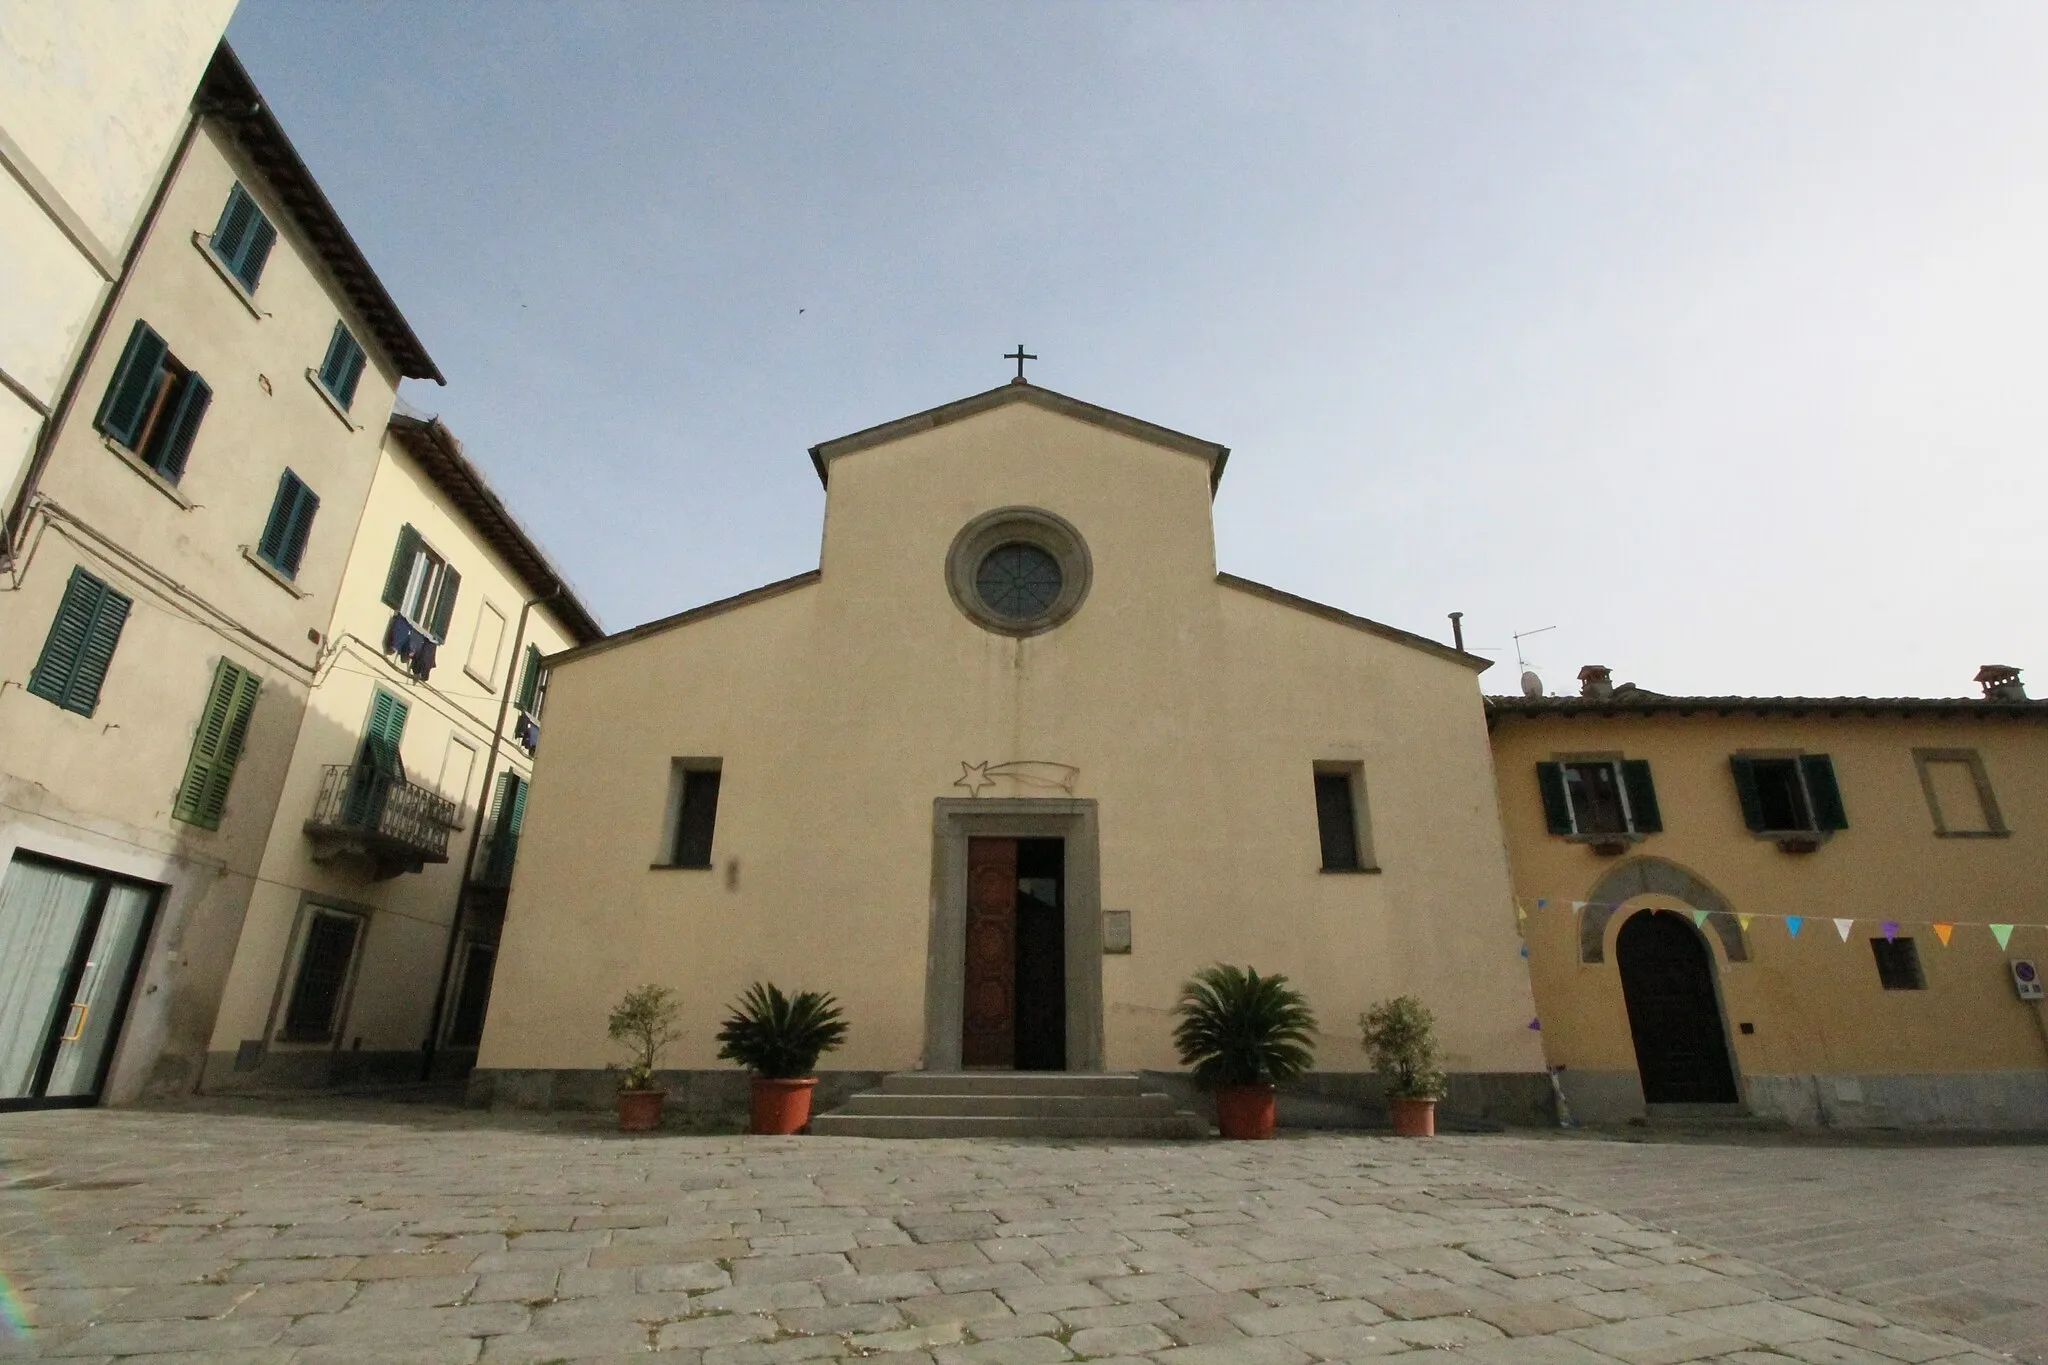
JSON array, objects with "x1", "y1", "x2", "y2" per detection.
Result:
[
  {"x1": 1470, "y1": 1133, "x2": 2048, "y2": 1364},
  {"x1": 0, "y1": 1103, "x2": 2027, "y2": 1364}
]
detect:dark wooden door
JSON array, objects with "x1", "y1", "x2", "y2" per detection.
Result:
[
  {"x1": 1013, "y1": 838, "x2": 1066, "y2": 1071},
  {"x1": 1616, "y1": 910, "x2": 1739, "y2": 1104},
  {"x1": 961, "y1": 838, "x2": 1017, "y2": 1067}
]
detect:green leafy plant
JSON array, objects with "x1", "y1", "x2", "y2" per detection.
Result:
[
  {"x1": 715, "y1": 983, "x2": 848, "y2": 1079},
  {"x1": 1360, "y1": 995, "x2": 1447, "y2": 1100},
  {"x1": 608, "y1": 983, "x2": 682, "y2": 1091},
  {"x1": 1171, "y1": 964, "x2": 1317, "y2": 1088}
]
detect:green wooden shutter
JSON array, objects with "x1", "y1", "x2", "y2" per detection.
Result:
[
  {"x1": 173, "y1": 660, "x2": 261, "y2": 829},
  {"x1": 427, "y1": 564, "x2": 461, "y2": 640},
  {"x1": 515, "y1": 643, "x2": 542, "y2": 713},
  {"x1": 149, "y1": 372, "x2": 211, "y2": 482},
  {"x1": 381, "y1": 525, "x2": 422, "y2": 608},
  {"x1": 362, "y1": 690, "x2": 409, "y2": 776},
  {"x1": 27, "y1": 568, "x2": 131, "y2": 717},
  {"x1": 319, "y1": 323, "x2": 349, "y2": 388},
  {"x1": 238, "y1": 215, "x2": 277, "y2": 291},
  {"x1": 1620, "y1": 759, "x2": 1662, "y2": 834},
  {"x1": 319, "y1": 323, "x2": 367, "y2": 409},
  {"x1": 1728, "y1": 756, "x2": 1767, "y2": 831},
  {"x1": 501, "y1": 773, "x2": 529, "y2": 838},
  {"x1": 1802, "y1": 754, "x2": 1848, "y2": 831},
  {"x1": 258, "y1": 472, "x2": 320, "y2": 577},
  {"x1": 212, "y1": 184, "x2": 256, "y2": 264},
  {"x1": 336, "y1": 340, "x2": 367, "y2": 408},
  {"x1": 280, "y1": 479, "x2": 319, "y2": 576},
  {"x1": 1535, "y1": 762, "x2": 1573, "y2": 835},
  {"x1": 93, "y1": 321, "x2": 168, "y2": 448}
]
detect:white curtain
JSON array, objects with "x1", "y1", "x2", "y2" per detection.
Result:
[
  {"x1": 44, "y1": 884, "x2": 154, "y2": 1097},
  {"x1": 0, "y1": 860, "x2": 97, "y2": 1098}
]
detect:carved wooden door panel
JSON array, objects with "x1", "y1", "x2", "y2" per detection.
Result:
[{"x1": 961, "y1": 837, "x2": 1017, "y2": 1067}]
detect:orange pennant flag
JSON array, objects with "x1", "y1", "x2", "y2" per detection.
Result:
[{"x1": 1933, "y1": 923, "x2": 1954, "y2": 946}]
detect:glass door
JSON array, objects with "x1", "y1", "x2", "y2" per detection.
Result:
[{"x1": 0, "y1": 855, "x2": 160, "y2": 1108}]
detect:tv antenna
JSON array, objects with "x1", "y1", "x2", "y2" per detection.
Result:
[
  {"x1": 1512, "y1": 625, "x2": 1557, "y2": 672},
  {"x1": 1513, "y1": 625, "x2": 1557, "y2": 699}
]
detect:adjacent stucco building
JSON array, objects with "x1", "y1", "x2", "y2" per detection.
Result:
[
  {"x1": 0, "y1": 0, "x2": 238, "y2": 511},
  {"x1": 0, "y1": 45, "x2": 445, "y2": 1108},
  {"x1": 1491, "y1": 666, "x2": 2048, "y2": 1130},
  {"x1": 475, "y1": 382, "x2": 1548, "y2": 1119}
]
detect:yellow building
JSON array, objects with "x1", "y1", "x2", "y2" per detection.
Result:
[
  {"x1": 1491, "y1": 665, "x2": 2048, "y2": 1129},
  {"x1": 0, "y1": 45, "x2": 444, "y2": 1109},
  {"x1": 0, "y1": 0, "x2": 239, "y2": 505},
  {"x1": 476, "y1": 381, "x2": 1547, "y2": 1125},
  {"x1": 202, "y1": 412, "x2": 599, "y2": 1090}
]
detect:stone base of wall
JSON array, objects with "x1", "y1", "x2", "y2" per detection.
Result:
[
  {"x1": 200, "y1": 1047, "x2": 477, "y2": 1092},
  {"x1": 1143, "y1": 1070, "x2": 1555, "y2": 1131},
  {"x1": 1746, "y1": 1071, "x2": 2048, "y2": 1131},
  {"x1": 1552, "y1": 1069, "x2": 1647, "y2": 1125},
  {"x1": 467, "y1": 1068, "x2": 889, "y2": 1126},
  {"x1": 465, "y1": 1067, "x2": 1555, "y2": 1131}
]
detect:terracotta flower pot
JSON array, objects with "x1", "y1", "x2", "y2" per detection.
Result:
[
  {"x1": 750, "y1": 1077, "x2": 818, "y2": 1134},
  {"x1": 1389, "y1": 1096, "x2": 1437, "y2": 1137},
  {"x1": 1214, "y1": 1083, "x2": 1278, "y2": 1140},
  {"x1": 617, "y1": 1088, "x2": 665, "y2": 1133}
]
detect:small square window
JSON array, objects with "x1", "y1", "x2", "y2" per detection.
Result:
[{"x1": 1871, "y1": 937, "x2": 1925, "y2": 991}]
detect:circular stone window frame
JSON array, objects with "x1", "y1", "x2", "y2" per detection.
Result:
[{"x1": 946, "y1": 506, "x2": 1093, "y2": 637}]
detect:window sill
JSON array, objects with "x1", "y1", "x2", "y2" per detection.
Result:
[
  {"x1": 192, "y1": 232, "x2": 266, "y2": 319},
  {"x1": 240, "y1": 545, "x2": 309, "y2": 598},
  {"x1": 1563, "y1": 831, "x2": 1643, "y2": 856},
  {"x1": 1752, "y1": 829, "x2": 1832, "y2": 853},
  {"x1": 1934, "y1": 828, "x2": 2012, "y2": 839},
  {"x1": 305, "y1": 368, "x2": 360, "y2": 431},
  {"x1": 102, "y1": 435, "x2": 192, "y2": 508},
  {"x1": 650, "y1": 862, "x2": 713, "y2": 871},
  {"x1": 1318, "y1": 866, "x2": 1382, "y2": 875}
]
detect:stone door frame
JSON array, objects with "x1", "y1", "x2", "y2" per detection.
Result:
[{"x1": 926, "y1": 798, "x2": 1103, "y2": 1072}]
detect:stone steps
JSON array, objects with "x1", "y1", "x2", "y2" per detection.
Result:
[{"x1": 810, "y1": 1071, "x2": 1209, "y2": 1139}]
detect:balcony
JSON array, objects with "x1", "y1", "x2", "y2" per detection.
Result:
[{"x1": 305, "y1": 764, "x2": 459, "y2": 878}]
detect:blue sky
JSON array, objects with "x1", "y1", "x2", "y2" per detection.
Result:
[{"x1": 224, "y1": 1, "x2": 2048, "y2": 697}]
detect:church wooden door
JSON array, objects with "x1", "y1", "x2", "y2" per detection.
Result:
[
  {"x1": 1616, "y1": 910, "x2": 1739, "y2": 1104},
  {"x1": 961, "y1": 838, "x2": 1017, "y2": 1067}
]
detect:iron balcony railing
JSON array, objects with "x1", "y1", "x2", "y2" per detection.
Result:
[{"x1": 305, "y1": 764, "x2": 458, "y2": 865}]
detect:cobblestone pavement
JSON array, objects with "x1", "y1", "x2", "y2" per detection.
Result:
[
  {"x1": 0, "y1": 1103, "x2": 2030, "y2": 1364},
  {"x1": 1471, "y1": 1132, "x2": 2048, "y2": 1365}
]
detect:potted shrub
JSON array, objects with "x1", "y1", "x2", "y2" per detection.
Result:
[
  {"x1": 608, "y1": 983, "x2": 682, "y2": 1133},
  {"x1": 1171, "y1": 964, "x2": 1317, "y2": 1140},
  {"x1": 1361, "y1": 995, "x2": 1447, "y2": 1137},
  {"x1": 715, "y1": 982, "x2": 848, "y2": 1134}
]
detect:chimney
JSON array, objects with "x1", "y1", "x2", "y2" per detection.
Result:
[
  {"x1": 1976, "y1": 665, "x2": 2027, "y2": 701},
  {"x1": 1577, "y1": 664, "x2": 1615, "y2": 700}
]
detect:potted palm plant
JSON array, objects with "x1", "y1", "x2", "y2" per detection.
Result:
[
  {"x1": 1171, "y1": 964, "x2": 1317, "y2": 1140},
  {"x1": 608, "y1": 983, "x2": 682, "y2": 1133},
  {"x1": 715, "y1": 982, "x2": 848, "y2": 1134},
  {"x1": 1361, "y1": 995, "x2": 1447, "y2": 1137}
]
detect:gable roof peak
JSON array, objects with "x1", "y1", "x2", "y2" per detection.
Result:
[{"x1": 808, "y1": 382, "x2": 1230, "y2": 491}]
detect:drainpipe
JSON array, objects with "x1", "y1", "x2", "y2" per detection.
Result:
[{"x1": 420, "y1": 585, "x2": 560, "y2": 1081}]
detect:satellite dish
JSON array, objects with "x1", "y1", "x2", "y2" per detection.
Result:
[{"x1": 1521, "y1": 670, "x2": 1543, "y2": 698}]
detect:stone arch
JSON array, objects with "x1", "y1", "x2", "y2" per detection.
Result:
[{"x1": 1579, "y1": 856, "x2": 1748, "y2": 964}]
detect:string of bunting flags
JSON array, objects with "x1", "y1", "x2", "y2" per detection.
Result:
[{"x1": 1512, "y1": 897, "x2": 2039, "y2": 950}]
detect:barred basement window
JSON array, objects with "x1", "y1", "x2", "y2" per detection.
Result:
[{"x1": 1871, "y1": 937, "x2": 1926, "y2": 991}]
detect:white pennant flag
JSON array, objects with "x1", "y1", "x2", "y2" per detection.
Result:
[{"x1": 1834, "y1": 918, "x2": 1854, "y2": 941}]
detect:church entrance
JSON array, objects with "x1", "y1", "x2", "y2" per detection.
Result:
[
  {"x1": 1616, "y1": 909, "x2": 1739, "y2": 1104},
  {"x1": 962, "y1": 837, "x2": 1066, "y2": 1069}
]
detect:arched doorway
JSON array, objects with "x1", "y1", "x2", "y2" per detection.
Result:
[{"x1": 1615, "y1": 910, "x2": 1739, "y2": 1104}]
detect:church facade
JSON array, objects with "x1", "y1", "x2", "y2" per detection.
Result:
[{"x1": 472, "y1": 382, "x2": 1547, "y2": 1119}]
